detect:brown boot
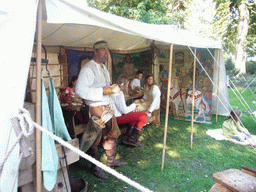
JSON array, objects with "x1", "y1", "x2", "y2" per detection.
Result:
[
  {"x1": 87, "y1": 146, "x2": 107, "y2": 179},
  {"x1": 122, "y1": 126, "x2": 143, "y2": 147},
  {"x1": 104, "y1": 141, "x2": 127, "y2": 168},
  {"x1": 121, "y1": 125, "x2": 134, "y2": 145}
]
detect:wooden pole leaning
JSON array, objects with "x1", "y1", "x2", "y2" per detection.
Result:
[
  {"x1": 35, "y1": 0, "x2": 43, "y2": 191},
  {"x1": 161, "y1": 44, "x2": 173, "y2": 172},
  {"x1": 190, "y1": 48, "x2": 197, "y2": 150},
  {"x1": 215, "y1": 49, "x2": 221, "y2": 123}
]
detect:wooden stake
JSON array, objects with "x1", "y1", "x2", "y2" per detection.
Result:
[
  {"x1": 161, "y1": 44, "x2": 173, "y2": 172},
  {"x1": 35, "y1": 0, "x2": 42, "y2": 191},
  {"x1": 190, "y1": 48, "x2": 197, "y2": 150},
  {"x1": 215, "y1": 49, "x2": 221, "y2": 123}
]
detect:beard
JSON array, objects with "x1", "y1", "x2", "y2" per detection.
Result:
[{"x1": 99, "y1": 55, "x2": 108, "y2": 64}]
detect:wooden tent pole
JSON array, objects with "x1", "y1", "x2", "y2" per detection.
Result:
[
  {"x1": 35, "y1": 0, "x2": 43, "y2": 191},
  {"x1": 215, "y1": 49, "x2": 221, "y2": 123},
  {"x1": 161, "y1": 44, "x2": 173, "y2": 172},
  {"x1": 190, "y1": 48, "x2": 197, "y2": 150}
]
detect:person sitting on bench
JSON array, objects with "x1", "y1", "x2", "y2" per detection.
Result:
[{"x1": 111, "y1": 75, "x2": 148, "y2": 147}]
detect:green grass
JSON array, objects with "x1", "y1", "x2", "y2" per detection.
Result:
[{"x1": 69, "y1": 88, "x2": 256, "y2": 192}]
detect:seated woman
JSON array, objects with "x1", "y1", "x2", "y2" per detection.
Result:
[
  {"x1": 134, "y1": 74, "x2": 161, "y2": 127},
  {"x1": 111, "y1": 75, "x2": 148, "y2": 147},
  {"x1": 222, "y1": 108, "x2": 250, "y2": 142}
]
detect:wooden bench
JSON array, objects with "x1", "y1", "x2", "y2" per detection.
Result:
[{"x1": 209, "y1": 168, "x2": 256, "y2": 192}]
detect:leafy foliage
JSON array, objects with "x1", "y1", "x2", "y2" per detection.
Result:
[
  {"x1": 87, "y1": 0, "x2": 180, "y2": 24},
  {"x1": 225, "y1": 56, "x2": 240, "y2": 76},
  {"x1": 213, "y1": 0, "x2": 256, "y2": 58},
  {"x1": 246, "y1": 3, "x2": 256, "y2": 57},
  {"x1": 246, "y1": 61, "x2": 256, "y2": 75}
]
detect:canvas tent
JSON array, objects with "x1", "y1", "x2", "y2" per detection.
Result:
[{"x1": 0, "y1": 0, "x2": 230, "y2": 191}]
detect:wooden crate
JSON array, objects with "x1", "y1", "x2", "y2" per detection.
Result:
[{"x1": 19, "y1": 138, "x2": 80, "y2": 192}]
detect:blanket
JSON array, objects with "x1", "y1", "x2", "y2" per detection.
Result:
[{"x1": 206, "y1": 129, "x2": 256, "y2": 147}]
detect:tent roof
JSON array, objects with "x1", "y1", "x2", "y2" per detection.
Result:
[{"x1": 43, "y1": 0, "x2": 222, "y2": 50}]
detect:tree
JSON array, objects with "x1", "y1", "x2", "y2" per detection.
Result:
[
  {"x1": 87, "y1": 0, "x2": 184, "y2": 25},
  {"x1": 213, "y1": 0, "x2": 256, "y2": 74}
]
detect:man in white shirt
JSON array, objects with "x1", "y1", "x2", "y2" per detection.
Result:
[
  {"x1": 76, "y1": 40, "x2": 127, "y2": 179},
  {"x1": 130, "y1": 70, "x2": 143, "y2": 91}
]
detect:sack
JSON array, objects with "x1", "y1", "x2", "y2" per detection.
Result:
[{"x1": 59, "y1": 88, "x2": 73, "y2": 104}]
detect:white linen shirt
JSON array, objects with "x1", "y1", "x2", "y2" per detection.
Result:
[
  {"x1": 75, "y1": 60, "x2": 111, "y2": 106},
  {"x1": 130, "y1": 78, "x2": 141, "y2": 90},
  {"x1": 111, "y1": 91, "x2": 136, "y2": 117},
  {"x1": 143, "y1": 85, "x2": 161, "y2": 112}
]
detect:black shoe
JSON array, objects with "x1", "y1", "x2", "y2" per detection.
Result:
[{"x1": 93, "y1": 166, "x2": 107, "y2": 179}]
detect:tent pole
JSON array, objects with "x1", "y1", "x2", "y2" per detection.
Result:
[
  {"x1": 161, "y1": 43, "x2": 173, "y2": 172},
  {"x1": 215, "y1": 49, "x2": 221, "y2": 123},
  {"x1": 190, "y1": 48, "x2": 197, "y2": 150},
  {"x1": 35, "y1": 0, "x2": 43, "y2": 191}
]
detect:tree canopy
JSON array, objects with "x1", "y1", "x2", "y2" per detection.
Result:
[
  {"x1": 87, "y1": 0, "x2": 185, "y2": 25},
  {"x1": 88, "y1": 0, "x2": 256, "y2": 70}
]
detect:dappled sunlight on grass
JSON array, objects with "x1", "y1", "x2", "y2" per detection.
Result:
[
  {"x1": 185, "y1": 125, "x2": 198, "y2": 133},
  {"x1": 206, "y1": 143, "x2": 223, "y2": 150},
  {"x1": 167, "y1": 150, "x2": 181, "y2": 158},
  {"x1": 137, "y1": 160, "x2": 151, "y2": 169},
  {"x1": 154, "y1": 142, "x2": 171, "y2": 150},
  {"x1": 171, "y1": 126, "x2": 180, "y2": 131}
]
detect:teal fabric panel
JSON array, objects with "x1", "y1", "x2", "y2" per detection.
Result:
[
  {"x1": 48, "y1": 77, "x2": 71, "y2": 141},
  {"x1": 41, "y1": 78, "x2": 58, "y2": 191}
]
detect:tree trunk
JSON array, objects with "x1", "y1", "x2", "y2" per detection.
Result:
[{"x1": 235, "y1": 0, "x2": 249, "y2": 74}]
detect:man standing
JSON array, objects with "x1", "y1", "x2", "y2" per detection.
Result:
[{"x1": 76, "y1": 40, "x2": 127, "y2": 179}]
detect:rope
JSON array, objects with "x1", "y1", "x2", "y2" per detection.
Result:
[
  {"x1": 0, "y1": 133, "x2": 23, "y2": 169},
  {"x1": 0, "y1": 108, "x2": 35, "y2": 169},
  {"x1": 18, "y1": 108, "x2": 152, "y2": 192}
]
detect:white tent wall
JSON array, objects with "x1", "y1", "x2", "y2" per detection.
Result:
[
  {"x1": 212, "y1": 48, "x2": 231, "y2": 116},
  {"x1": 0, "y1": 0, "x2": 38, "y2": 191}
]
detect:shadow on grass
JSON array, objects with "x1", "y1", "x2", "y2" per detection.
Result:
[{"x1": 69, "y1": 111, "x2": 256, "y2": 192}]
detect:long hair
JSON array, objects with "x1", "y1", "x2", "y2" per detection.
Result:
[
  {"x1": 225, "y1": 108, "x2": 242, "y2": 122},
  {"x1": 117, "y1": 75, "x2": 129, "y2": 96},
  {"x1": 68, "y1": 76, "x2": 78, "y2": 88},
  {"x1": 143, "y1": 73, "x2": 157, "y2": 89}
]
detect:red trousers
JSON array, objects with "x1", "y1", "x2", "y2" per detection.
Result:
[{"x1": 116, "y1": 112, "x2": 148, "y2": 128}]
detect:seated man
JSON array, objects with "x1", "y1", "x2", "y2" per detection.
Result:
[{"x1": 129, "y1": 70, "x2": 143, "y2": 96}]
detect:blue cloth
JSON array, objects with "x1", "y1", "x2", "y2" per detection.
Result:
[
  {"x1": 41, "y1": 79, "x2": 58, "y2": 191},
  {"x1": 48, "y1": 77, "x2": 71, "y2": 141},
  {"x1": 67, "y1": 49, "x2": 94, "y2": 80}
]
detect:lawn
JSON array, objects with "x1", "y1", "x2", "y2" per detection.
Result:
[{"x1": 69, "y1": 88, "x2": 256, "y2": 192}]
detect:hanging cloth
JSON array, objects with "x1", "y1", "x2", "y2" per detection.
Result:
[
  {"x1": 41, "y1": 78, "x2": 58, "y2": 191},
  {"x1": 48, "y1": 77, "x2": 71, "y2": 141}
]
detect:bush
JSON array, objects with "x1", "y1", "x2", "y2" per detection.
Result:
[
  {"x1": 246, "y1": 60, "x2": 256, "y2": 75},
  {"x1": 225, "y1": 57, "x2": 240, "y2": 77}
]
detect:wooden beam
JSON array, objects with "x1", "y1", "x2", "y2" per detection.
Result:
[
  {"x1": 35, "y1": 0, "x2": 43, "y2": 191},
  {"x1": 161, "y1": 44, "x2": 173, "y2": 172},
  {"x1": 190, "y1": 48, "x2": 197, "y2": 150},
  {"x1": 216, "y1": 49, "x2": 221, "y2": 123}
]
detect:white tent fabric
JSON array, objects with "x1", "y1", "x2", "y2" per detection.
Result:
[
  {"x1": 0, "y1": 0, "x2": 38, "y2": 191},
  {"x1": 0, "y1": 0, "x2": 229, "y2": 191},
  {"x1": 43, "y1": 0, "x2": 222, "y2": 50}
]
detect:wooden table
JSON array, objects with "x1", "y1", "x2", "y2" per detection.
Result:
[{"x1": 61, "y1": 104, "x2": 85, "y2": 139}]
